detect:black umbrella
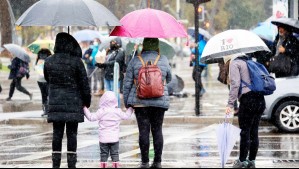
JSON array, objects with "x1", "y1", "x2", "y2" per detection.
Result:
[
  {"x1": 15, "y1": 0, "x2": 121, "y2": 32},
  {"x1": 271, "y1": 18, "x2": 299, "y2": 33}
]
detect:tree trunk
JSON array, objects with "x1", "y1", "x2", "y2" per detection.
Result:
[{"x1": 0, "y1": 0, "x2": 12, "y2": 46}]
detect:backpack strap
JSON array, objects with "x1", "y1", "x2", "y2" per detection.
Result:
[
  {"x1": 154, "y1": 55, "x2": 160, "y2": 65},
  {"x1": 137, "y1": 55, "x2": 146, "y2": 67}
]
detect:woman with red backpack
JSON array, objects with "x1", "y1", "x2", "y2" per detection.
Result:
[{"x1": 123, "y1": 38, "x2": 172, "y2": 168}]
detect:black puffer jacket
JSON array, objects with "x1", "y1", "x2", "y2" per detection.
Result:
[
  {"x1": 44, "y1": 33, "x2": 91, "y2": 123},
  {"x1": 271, "y1": 34, "x2": 299, "y2": 76}
]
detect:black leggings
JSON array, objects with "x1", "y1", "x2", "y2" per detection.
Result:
[
  {"x1": 135, "y1": 107, "x2": 165, "y2": 163},
  {"x1": 238, "y1": 92, "x2": 265, "y2": 162},
  {"x1": 37, "y1": 82, "x2": 48, "y2": 105},
  {"x1": 52, "y1": 122, "x2": 78, "y2": 152},
  {"x1": 9, "y1": 77, "x2": 30, "y2": 98}
]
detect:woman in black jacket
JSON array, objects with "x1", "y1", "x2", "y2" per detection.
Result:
[
  {"x1": 44, "y1": 33, "x2": 91, "y2": 168},
  {"x1": 270, "y1": 26, "x2": 299, "y2": 78}
]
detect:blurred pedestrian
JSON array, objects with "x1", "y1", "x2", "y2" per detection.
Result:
[
  {"x1": 97, "y1": 38, "x2": 125, "y2": 93},
  {"x1": 83, "y1": 38, "x2": 101, "y2": 94},
  {"x1": 225, "y1": 55, "x2": 266, "y2": 168},
  {"x1": 83, "y1": 91, "x2": 133, "y2": 168},
  {"x1": 191, "y1": 34, "x2": 207, "y2": 96},
  {"x1": 44, "y1": 32, "x2": 91, "y2": 168},
  {"x1": 123, "y1": 38, "x2": 172, "y2": 168},
  {"x1": 269, "y1": 25, "x2": 299, "y2": 78},
  {"x1": 35, "y1": 48, "x2": 51, "y2": 116},
  {"x1": 126, "y1": 43, "x2": 143, "y2": 66},
  {"x1": 6, "y1": 57, "x2": 32, "y2": 101}
]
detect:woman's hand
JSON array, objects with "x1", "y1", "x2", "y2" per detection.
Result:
[
  {"x1": 225, "y1": 107, "x2": 232, "y2": 115},
  {"x1": 279, "y1": 45, "x2": 286, "y2": 53}
]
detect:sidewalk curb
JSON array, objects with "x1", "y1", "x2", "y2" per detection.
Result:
[{"x1": 4, "y1": 116, "x2": 272, "y2": 126}]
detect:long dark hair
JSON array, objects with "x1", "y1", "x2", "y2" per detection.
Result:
[{"x1": 36, "y1": 48, "x2": 52, "y2": 65}]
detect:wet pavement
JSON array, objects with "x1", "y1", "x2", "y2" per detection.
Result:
[
  {"x1": 1, "y1": 57, "x2": 299, "y2": 168},
  {"x1": 1, "y1": 123, "x2": 299, "y2": 168}
]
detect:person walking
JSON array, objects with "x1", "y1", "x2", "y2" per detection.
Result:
[
  {"x1": 44, "y1": 32, "x2": 91, "y2": 168},
  {"x1": 191, "y1": 34, "x2": 207, "y2": 96},
  {"x1": 123, "y1": 38, "x2": 172, "y2": 168},
  {"x1": 225, "y1": 55, "x2": 266, "y2": 168},
  {"x1": 6, "y1": 57, "x2": 32, "y2": 101},
  {"x1": 35, "y1": 48, "x2": 51, "y2": 116},
  {"x1": 269, "y1": 25, "x2": 299, "y2": 78},
  {"x1": 83, "y1": 38, "x2": 101, "y2": 94},
  {"x1": 83, "y1": 91, "x2": 133, "y2": 168}
]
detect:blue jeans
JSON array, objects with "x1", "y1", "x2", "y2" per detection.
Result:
[{"x1": 104, "y1": 79, "x2": 114, "y2": 91}]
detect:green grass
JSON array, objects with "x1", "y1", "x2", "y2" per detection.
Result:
[{"x1": 0, "y1": 65, "x2": 10, "y2": 73}]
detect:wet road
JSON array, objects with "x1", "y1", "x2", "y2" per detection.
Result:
[{"x1": 1, "y1": 123, "x2": 299, "y2": 168}]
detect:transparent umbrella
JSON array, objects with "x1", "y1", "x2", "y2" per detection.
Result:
[{"x1": 3, "y1": 44, "x2": 31, "y2": 63}]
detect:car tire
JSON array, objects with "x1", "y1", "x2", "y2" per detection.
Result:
[{"x1": 274, "y1": 101, "x2": 299, "y2": 133}]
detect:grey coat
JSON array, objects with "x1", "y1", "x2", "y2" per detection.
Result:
[{"x1": 123, "y1": 51, "x2": 172, "y2": 110}]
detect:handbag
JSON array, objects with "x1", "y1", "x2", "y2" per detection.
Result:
[{"x1": 269, "y1": 54, "x2": 292, "y2": 75}]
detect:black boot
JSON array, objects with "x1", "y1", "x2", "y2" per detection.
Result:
[
  {"x1": 139, "y1": 162, "x2": 150, "y2": 168},
  {"x1": 67, "y1": 153, "x2": 77, "y2": 168},
  {"x1": 52, "y1": 153, "x2": 61, "y2": 168},
  {"x1": 150, "y1": 162, "x2": 162, "y2": 168}
]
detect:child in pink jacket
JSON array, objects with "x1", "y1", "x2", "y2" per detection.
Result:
[{"x1": 84, "y1": 91, "x2": 134, "y2": 168}]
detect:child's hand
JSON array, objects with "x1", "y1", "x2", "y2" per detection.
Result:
[{"x1": 128, "y1": 107, "x2": 134, "y2": 113}]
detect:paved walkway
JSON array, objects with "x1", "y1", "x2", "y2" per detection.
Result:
[{"x1": 0, "y1": 122, "x2": 298, "y2": 168}]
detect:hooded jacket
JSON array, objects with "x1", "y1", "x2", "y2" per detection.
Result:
[
  {"x1": 84, "y1": 91, "x2": 133, "y2": 143},
  {"x1": 44, "y1": 32, "x2": 91, "y2": 123}
]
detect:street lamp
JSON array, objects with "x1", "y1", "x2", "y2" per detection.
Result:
[{"x1": 186, "y1": 0, "x2": 211, "y2": 116}]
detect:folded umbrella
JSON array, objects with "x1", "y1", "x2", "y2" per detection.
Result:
[{"x1": 216, "y1": 115, "x2": 241, "y2": 168}]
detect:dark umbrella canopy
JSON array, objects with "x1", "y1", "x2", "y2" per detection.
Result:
[
  {"x1": 16, "y1": 0, "x2": 121, "y2": 27},
  {"x1": 271, "y1": 18, "x2": 299, "y2": 33}
]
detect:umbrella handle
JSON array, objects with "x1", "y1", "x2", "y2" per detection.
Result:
[{"x1": 225, "y1": 114, "x2": 232, "y2": 123}]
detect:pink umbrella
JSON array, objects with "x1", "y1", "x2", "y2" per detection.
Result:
[{"x1": 110, "y1": 8, "x2": 188, "y2": 38}]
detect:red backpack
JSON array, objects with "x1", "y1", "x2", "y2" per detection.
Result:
[{"x1": 135, "y1": 55, "x2": 164, "y2": 99}]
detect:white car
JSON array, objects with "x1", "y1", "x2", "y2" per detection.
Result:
[{"x1": 263, "y1": 76, "x2": 299, "y2": 133}]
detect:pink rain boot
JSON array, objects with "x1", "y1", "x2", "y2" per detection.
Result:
[
  {"x1": 100, "y1": 162, "x2": 108, "y2": 168},
  {"x1": 112, "y1": 162, "x2": 120, "y2": 168}
]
